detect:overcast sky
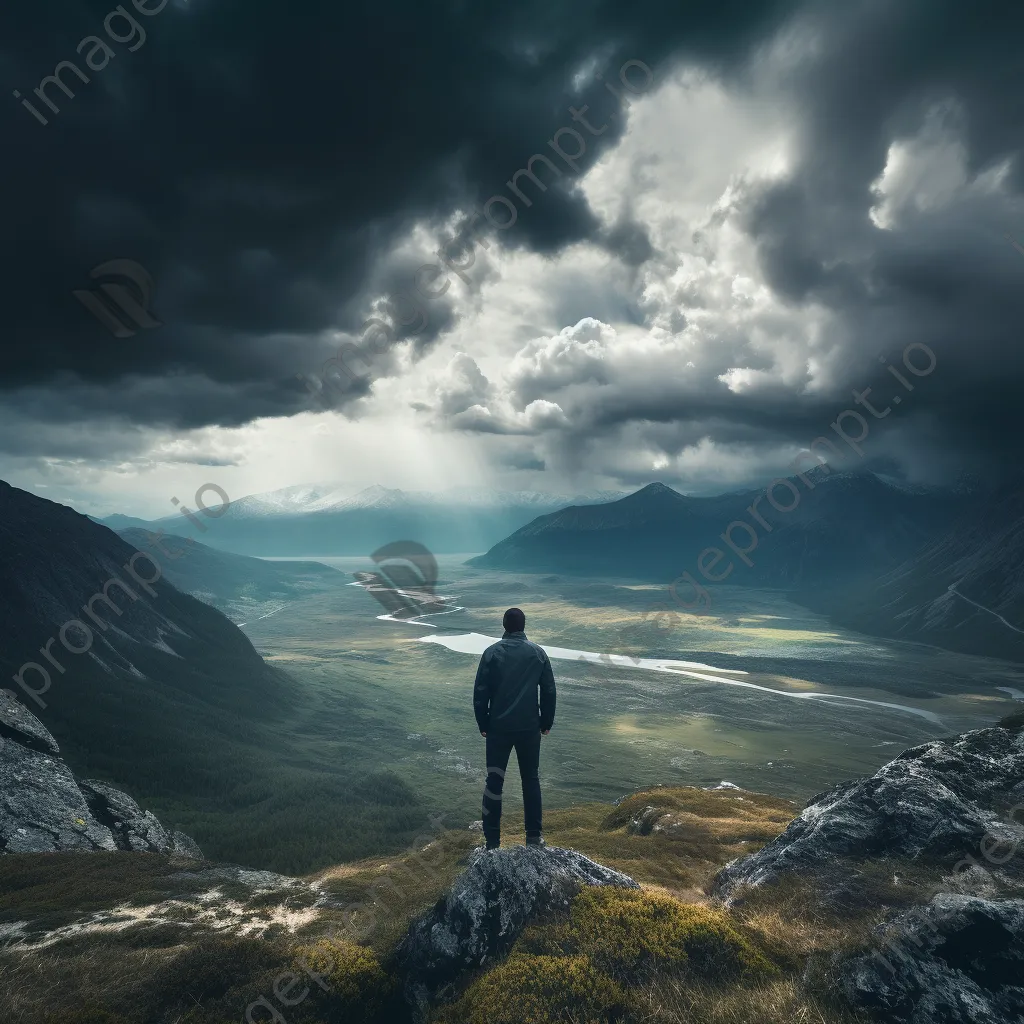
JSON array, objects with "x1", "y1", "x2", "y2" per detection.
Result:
[{"x1": 1, "y1": 0, "x2": 1022, "y2": 517}]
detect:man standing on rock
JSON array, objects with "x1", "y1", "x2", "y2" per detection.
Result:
[{"x1": 473, "y1": 607, "x2": 557, "y2": 850}]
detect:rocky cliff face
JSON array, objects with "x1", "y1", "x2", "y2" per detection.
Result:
[
  {"x1": 713, "y1": 724, "x2": 1024, "y2": 897},
  {"x1": 0, "y1": 690, "x2": 200, "y2": 857},
  {"x1": 712, "y1": 720, "x2": 1024, "y2": 1024},
  {"x1": 841, "y1": 895, "x2": 1024, "y2": 1024}
]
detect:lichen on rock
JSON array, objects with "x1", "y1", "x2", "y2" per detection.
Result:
[
  {"x1": 713, "y1": 726, "x2": 1024, "y2": 899},
  {"x1": 0, "y1": 690, "x2": 202, "y2": 857}
]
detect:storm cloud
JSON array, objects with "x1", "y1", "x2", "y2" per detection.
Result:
[
  {"x1": 0, "y1": 0, "x2": 796, "y2": 424},
  {"x1": 1, "y1": 0, "x2": 1022, "y2": 507}
]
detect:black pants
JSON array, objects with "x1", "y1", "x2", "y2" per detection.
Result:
[{"x1": 482, "y1": 729, "x2": 542, "y2": 842}]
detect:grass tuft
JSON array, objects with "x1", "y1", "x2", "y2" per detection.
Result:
[
  {"x1": 568, "y1": 886, "x2": 777, "y2": 984},
  {"x1": 439, "y1": 953, "x2": 627, "y2": 1024},
  {"x1": 292, "y1": 937, "x2": 397, "y2": 1022}
]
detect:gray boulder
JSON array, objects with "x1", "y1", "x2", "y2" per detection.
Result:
[
  {"x1": 0, "y1": 689, "x2": 201, "y2": 858},
  {"x1": 841, "y1": 895, "x2": 1024, "y2": 1024},
  {"x1": 172, "y1": 830, "x2": 205, "y2": 859},
  {"x1": 79, "y1": 779, "x2": 180, "y2": 854},
  {"x1": 395, "y1": 844, "x2": 639, "y2": 1012},
  {"x1": 1, "y1": 731, "x2": 118, "y2": 853},
  {"x1": 713, "y1": 726, "x2": 1024, "y2": 898}
]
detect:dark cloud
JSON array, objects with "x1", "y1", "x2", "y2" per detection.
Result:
[
  {"x1": 601, "y1": 213, "x2": 656, "y2": 266},
  {"x1": 0, "y1": 0, "x2": 798, "y2": 430},
  {"x1": 4, "y1": 0, "x2": 1022, "y2": 498},
  {"x1": 419, "y1": 0, "x2": 1024, "y2": 490},
  {"x1": 739, "y1": 0, "x2": 1024, "y2": 482}
]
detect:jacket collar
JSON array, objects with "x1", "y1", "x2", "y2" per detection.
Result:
[{"x1": 502, "y1": 630, "x2": 527, "y2": 640}]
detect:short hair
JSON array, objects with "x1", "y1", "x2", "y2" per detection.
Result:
[{"x1": 503, "y1": 607, "x2": 526, "y2": 632}]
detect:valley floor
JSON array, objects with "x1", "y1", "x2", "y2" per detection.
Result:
[
  {"x1": 207, "y1": 557, "x2": 1023, "y2": 870},
  {"x1": 65, "y1": 553, "x2": 1019, "y2": 878}
]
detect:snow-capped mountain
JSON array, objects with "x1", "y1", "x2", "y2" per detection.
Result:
[
  {"x1": 98, "y1": 484, "x2": 627, "y2": 557},
  {"x1": 224, "y1": 483, "x2": 627, "y2": 517},
  {"x1": 221, "y1": 483, "x2": 350, "y2": 519}
]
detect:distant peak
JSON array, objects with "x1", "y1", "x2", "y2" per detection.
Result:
[
  {"x1": 356, "y1": 483, "x2": 403, "y2": 497},
  {"x1": 629, "y1": 482, "x2": 681, "y2": 499}
]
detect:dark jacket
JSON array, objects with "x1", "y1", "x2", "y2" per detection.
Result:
[{"x1": 473, "y1": 630, "x2": 556, "y2": 734}]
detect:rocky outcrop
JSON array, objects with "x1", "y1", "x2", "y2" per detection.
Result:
[
  {"x1": 626, "y1": 804, "x2": 663, "y2": 835},
  {"x1": 395, "y1": 844, "x2": 638, "y2": 1013},
  {"x1": 840, "y1": 895, "x2": 1024, "y2": 1024},
  {"x1": 0, "y1": 689, "x2": 201, "y2": 857},
  {"x1": 713, "y1": 726, "x2": 1024, "y2": 898},
  {"x1": 79, "y1": 780, "x2": 203, "y2": 858}
]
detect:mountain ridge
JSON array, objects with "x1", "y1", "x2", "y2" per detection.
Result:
[
  {"x1": 94, "y1": 484, "x2": 629, "y2": 557},
  {"x1": 814, "y1": 477, "x2": 1024, "y2": 660},
  {"x1": 467, "y1": 470, "x2": 975, "y2": 590},
  {"x1": 3, "y1": 719, "x2": 1021, "y2": 1024}
]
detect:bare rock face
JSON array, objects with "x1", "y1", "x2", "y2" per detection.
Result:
[
  {"x1": 170, "y1": 830, "x2": 204, "y2": 859},
  {"x1": 0, "y1": 688, "x2": 59, "y2": 755},
  {"x1": 395, "y1": 844, "x2": 639, "y2": 1013},
  {"x1": 841, "y1": 895, "x2": 1024, "y2": 1024},
  {"x1": 713, "y1": 726, "x2": 1024, "y2": 898},
  {"x1": 78, "y1": 780, "x2": 205, "y2": 856},
  {"x1": 1, "y1": 726, "x2": 118, "y2": 854},
  {"x1": 0, "y1": 689, "x2": 201, "y2": 858}
]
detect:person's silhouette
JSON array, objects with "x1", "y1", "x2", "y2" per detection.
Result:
[{"x1": 473, "y1": 607, "x2": 556, "y2": 849}]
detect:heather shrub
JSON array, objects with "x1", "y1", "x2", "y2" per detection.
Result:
[
  {"x1": 568, "y1": 886, "x2": 777, "y2": 984},
  {"x1": 444, "y1": 954, "x2": 627, "y2": 1024},
  {"x1": 291, "y1": 938, "x2": 396, "y2": 1022}
]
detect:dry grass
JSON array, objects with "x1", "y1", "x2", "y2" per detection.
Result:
[
  {"x1": 436, "y1": 953, "x2": 629, "y2": 1024},
  {"x1": 307, "y1": 828, "x2": 482, "y2": 954},
  {"x1": 0, "y1": 786, "x2": 821, "y2": 1024},
  {"x1": 602, "y1": 787, "x2": 798, "y2": 835},
  {"x1": 306, "y1": 785, "x2": 799, "y2": 950},
  {"x1": 427, "y1": 864, "x2": 871, "y2": 1024},
  {"x1": 623, "y1": 975, "x2": 869, "y2": 1024},
  {"x1": 726, "y1": 859, "x2": 950, "y2": 966}
]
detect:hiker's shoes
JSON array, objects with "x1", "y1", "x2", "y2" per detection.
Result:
[
  {"x1": 485, "y1": 839, "x2": 500, "y2": 850},
  {"x1": 526, "y1": 835, "x2": 546, "y2": 847}
]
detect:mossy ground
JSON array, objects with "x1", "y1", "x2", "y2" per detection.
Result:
[
  {"x1": 7, "y1": 782, "x2": 1014, "y2": 1023},
  {"x1": 434, "y1": 886, "x2": 783, "y2": 1024}
]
